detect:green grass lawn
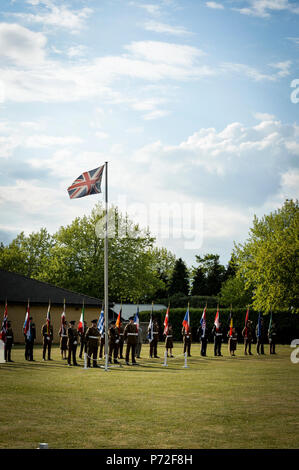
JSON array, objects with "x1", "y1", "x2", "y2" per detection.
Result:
[{"x1": 1, "y1": 343, "x2": 298, "y2": 449}]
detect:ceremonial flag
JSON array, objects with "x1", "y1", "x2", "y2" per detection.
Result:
[
  {"x1": 163, "y1": 306, "x2": 169, "y2": 335},
  {"x1": 78, "y1": 301, "x2": 85, "y2": 334},
  {"x1": 200, "y1": 304, "x2": 207, "y2": 336},
  {"x1": 134, "y1": 307, "x2": 139, "y2": 331},
  {"x1": 23, "y1": 301, "x2": 31, "y2": 339},
  {"x1": 257, "y1": 311, "x2": 262, "y2": 338},
  {"x1": 115, "y1": 306, "x2": 122, "y2": 331},
  {"x1": 60, "y1": 300, "x2": 66, "y2": 336},
  {"x1": 182, "y1": 304, "x2": 190, "y2": 334},
  {"x1": 214, "y1": 305, "x2": 220, "y2": 331},
  {"x1": 97, "y1": 309, "x2": 105, "y2": 335},
  {"x1": 1, "y1": 301, "x2": 8, "y2": 342},
  {"x1": 147, "y1": 303, "x2": 154, "y2": 342},
  {"x1": 268, "y1": 311, "x2": 273, "y2": 334},
  {"x1": 67, "y1": 165, "x2": 105, "y2": 199},
  {"x1": 244, "y1": 306, "x2": 249, "y2": 336},
  {"x1": 46, "y1": 300, "x2": 51, "y2": 335},
  {"x1": 229, "y1": 311, "x2": 233, "y2": 337}
]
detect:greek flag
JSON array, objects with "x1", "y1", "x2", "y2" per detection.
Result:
[
  {"x1": 147, "y1": 313, "x2": 154, "y2": 343},
  {"x1": 97, "y1": 310, "x2": 105, "y2": 335}
]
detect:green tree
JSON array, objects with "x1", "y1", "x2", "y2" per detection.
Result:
[
  {"x1": 220, "y1": 275, "x2": 252, "y2": 307},
  {"x1": 191, "y1": 266, "x2": 207, "y2": 295},
  {"x1": 195, "y1": 254, "x2": 226, "y2": 296},
  {"x1": 168, "y1": 258, "x2": 189, "y2": 296},
  {"x1": 233, "y1": 199, "x2": 299, "y2": 312}
]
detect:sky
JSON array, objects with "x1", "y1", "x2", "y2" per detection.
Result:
[{"x1": 0, "y1": 0, "x2": 298, "y2": 268}]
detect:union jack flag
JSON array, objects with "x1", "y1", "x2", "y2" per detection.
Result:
[{"x1": 67, "y1": 165, "x2": 105, "y2": 199}]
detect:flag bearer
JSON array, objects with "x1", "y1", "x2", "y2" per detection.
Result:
[
  {"x1": 164, "y1": 323, "x2": 174, "y2": 358},
  {"x1": 212, "y1": 321, "x2": 224, "y2": 356},
  {"x1": 149, "y1": 318, "x2": 160, "y2": 358},
  {"x1": 108, "y1": 321, "x2": 120, "y2": 364},
  {"x1": 118, "y1": 320, "x2": 125, "y2": 359},
  {"x1": 256, "y1": 316, "x2": 266, "y2": 355},
  {"x1": 59, "y1": 319, "x2": 68, "y2": 360},
  {"x1": 227, "y1": 327, "x2": 238, "y2": 356},
  {"x1": 24, "y1": 317, "x2": 36, "y2": 361},
  {"x1": 124, "y1": 316, "x2": 138, "y2": 365},
  {"x1": 67, "y1": 320, "x2": 79, "y2": 366},
  {"x1": 41, "y1": 321, "x2": 53, "y2": 361},
  {"x1": 182, "y1": 325, "x2": 192, "y2": 357},
  {"x1": 85, "y1": 319, "x2": 100, "y2": 368},
  {"x1": 79, "y1": 321, "x2": 87, "y2": 359},
  {"x1": 99, "y1": 329, "x2": 105, "y2": 359},
  {"x1": 5, "y1": 321, "x2": 14, "y2": 362},
  {"x1": 242, "y1": 320, "x2": 253, "y2": 355},
  {"x1": 268, "y1": 321, "x2": 277, "y2": 354}
]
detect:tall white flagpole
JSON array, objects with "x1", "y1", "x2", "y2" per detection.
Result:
[{"x1": 104, "y1": 161, "x2": 109, "y2": 371}]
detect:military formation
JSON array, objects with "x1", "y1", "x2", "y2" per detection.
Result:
[{"x1": 1, "y1": 313, "x2": 279, "y2": 365}]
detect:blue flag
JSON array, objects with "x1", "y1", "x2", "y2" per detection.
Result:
[{"x1": 97, "y1": 310, "x2": 105, "y2": 335}]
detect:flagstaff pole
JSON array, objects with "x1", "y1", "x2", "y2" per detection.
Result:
[{"x1": 104, "y1": 161, "x2": 109, "y2": 372}]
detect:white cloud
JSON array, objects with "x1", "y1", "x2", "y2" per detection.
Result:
[
  {"x1": 206, "y1": 2, "x2": 225, "y2": 10},
  {"x1": 0, "y1": 23, "x2": 47, "y2": 66},
  {"x1": 143, "y1": 20, "x2": 191, "y2": 35},
  {"x1": 254, "y1": 112, "x2": 276, "y2": 120},
  {"x1": 234, "y1": 0, "x2": 299, "y2": 18},
  {"x1": 221, "y1": 61, "x2": 292, "y2": 81},
  {"x1": 269, "y1": 60, "x2": 292, "y2": 77},
  {"x1": 130, "y1": 2, "x2": 161, "y2": 16}
]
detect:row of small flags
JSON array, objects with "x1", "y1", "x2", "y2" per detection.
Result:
[{"x1": 1, "y1": 300, "x2": 268, "y2": 340}]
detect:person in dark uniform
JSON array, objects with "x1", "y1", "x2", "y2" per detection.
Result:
[
  {"x1": 164, "y1": 323, "x2": 174, "y2": 358},
  {"x1": 59, "y1": 319, "x2": 68, "y2": 360},
  {"x1": 118, "y1": 321, "x2": 125, "y2": 359},
  {"x1": 67, "y1": 320, "x2": 79, "y2": 366},
  {"x1": 149, "y1": 318, "x2": 160, "y2": 358},
  {"x1": 41, "y1": 321, "x2": 54, "y2": 361},
  {"x1": 108, "y1": 321, "x2": 120, "y2": 364},
  {"x1": 228, "y1": 327, "x2": 238, "y2": 356},
  {"x1": 99, "y1": 328, "x2": 105, "y2": 359},
  {"x1": 5, "y1": 321, "x2": 14, "y2": 362},
  {"x1": 256, "y1": 317, "x2": 266, "y2": 355},
  {"x1": 79, "y1": 321, "x2": 87, "y2": 359},
  {"x1": 124, "y1": 316, "x2": 138, "y2": 365},
  {"x1": 242, "y1": 320, "x2": 253, "y2": 355},
  {"x1": 212, "y1": 321, "x2": 223, "y2": 356},
  {"x1": 268, "y1": 321, "x2": 277, "y2": 354},
  {"x1": 25, "y1": 317, "x2": 36, "y2": 361},
  {"x1": 197, "y1": 325, "x2": 208, "y2": 356},
  {"x1": 85, "y1": 319, "x2": 100, "y2": 368},
  {"x1": 136, "y1": 325, "x2": 143, "y2": 359},
  {"x1": 182, "y1": 325, "x2": 192, "y2": 357}
]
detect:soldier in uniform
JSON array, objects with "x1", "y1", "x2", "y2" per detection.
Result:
[
  {"x1": 268, "y1": 321, "x2": 277, "y2": 354},
  {"x1": 67, "y1": 320, "x2": 79, "y2": 366},
  {"x1": 227, "y1": 327, "x2": 238, "y2": 356},
  {"x1": 212, "y1": 321, "x2": 224, "y2": 356},
  {"x1": 118, "y1": 320, "x2": 125, "y2": 359},
  {"x1": 85, "y1": 319, "x2": 100, "y2": 368},
  {"x1": 25, "y1": 317, "x2": 36, "y2": 361},
  {"x1": 5, "y1": 321, "x2": 14, "y2": 362},
  {"x1": 124, "y1": 316, "x2": 138, "y2": 365},
  {"x1": 149, "y1": 318, "x2": 160, "y2": 358},
  {"x1": 79, "y1": 321, "x2": 87, "y2": 359},
  {"x1": 197, "y1": 325, "x2": 208, "y2": 357},
  {"x1": 256, "y1": 317, "x2": 266, "y2": 355},
  {"x1": 242, "y1": 320, "x2": 253, "y2": 355},
  {"x1": 59, "y1": 319, "x2": 68, "y2": 360},
  {"x1": 99, "y1": 328, "x2": 105, "y2": 359},
  {"x1": 182, "y1": 325, "x2": 192, "y2": 357},
  {"x1": 164, "y1": 323, "x2": 174, "y2": 358},
  {"x1": 108, "y1": 321, "x2": 120, "y2": 364},
  {"x1": 41, "y1": 320, "x2": 54, "y2": 361},
  {"x1": 136, "y1": 325, "x2": 143, "y2": 359}
]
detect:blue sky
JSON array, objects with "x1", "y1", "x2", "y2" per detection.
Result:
[{"x1": 0, "y1": 0, "x2": 298, "y2": 267}]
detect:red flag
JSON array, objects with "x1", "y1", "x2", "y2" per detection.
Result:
[
  {"x1": 244, "y1": 307, "x2": 249, "y2": 336},
  {"x1": 214, "y1": 306, "x2": 220, "y2": 332},
  {"x1": 116, "y1": 306, "x2": 122, "y2": 331},
  {"x1": 78, "y1": 302, "x2": 85, "y2": 333},
  {"x1": 163, "y1": 306, "x2": 169, "y2": 335},
  {"x1": 0, "y1": 301, "x2": 8, "y2": 342}
]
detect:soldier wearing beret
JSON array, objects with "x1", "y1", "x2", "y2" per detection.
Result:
[
  {"x1": 124, "y1": 316, "x2": 138, "y2": 365},
  {"x1": 25, "y1": 317, "x2": 36, "y2": 361},
  {"x1": 41, "y1": 321, "x2": 54, "y2": 361},
  {"x1": 67, "y1": 320, "x2": 79, "y2": 366},
  {"x1": 242, "y1": 320, "x2": 253, "y2": 355},
  {"x1": 85, "y1": 319, "x2": 100, "y2": 368},
  {"x1": 108, "y1": 321, "x2": 120, "y2": 364},
  {"x1": 5, "y1": 321, "x2": 14, "y2": 362}
]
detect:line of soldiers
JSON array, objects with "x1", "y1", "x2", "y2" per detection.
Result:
[{"x1": 2, "y1": 315, "x2": 278, "y2": 363}]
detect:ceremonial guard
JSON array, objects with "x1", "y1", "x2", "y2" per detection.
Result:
[
  {"x1": 124, "y1": 316, "x2": 138, "y2": 365},
  {"x1": 136, "y1": 325, "x2": 143, "y2": 359},
  {"x1": 227, "y1": 327, "x2": 238, "y2": 356},
  {"x1": 59, "y1": 319, "x2": 68, "y2": 360},
  {"x1": 149, "y1": 318, "x2": 160, "y2": 358},
  {"x1": 79, "y1": 321, "x2": 87, "y2": 359},
  {"x1": 25, "y1": 317, "x2": 36, "y2": 361},
  {"x1": 5, "y1": 321, "x2": 14, "y2": 362},
  {"x1": 99, "y1": 328, "x2": 105, "y2": 359},
  {"x1": 212, "y1": 321, "x2": 223, "y2": 356},
  {"x1": 118, "y1": 321, "x2": 125, "y2": 359},
  {"x1": 164, "y1": 323, "x2": 174, "y2": 358},
  {"x1": 197, "y1": 325, "x2": 208, "y2": 357},
  {"x1": 85, "y1": 319, "x2": 100, "y2": 368},
  {"x1": 182, "y1": 325, "x2": 192, "y2": 357},
  {"x1": 41, "y1": 321, "x2": 54, "y2": 361},
  {"x1": 67, "y1": 320, "x2": 79, "y2": 366},
  {"x1": 268, "y1": 321, "x2": 277, "y2": 354},
  {"x1": 108, "y1": 321, "x2": 120, "y2": 364},
  {"x1": 256, "y1": 317, "x2": 266, "y2": 355},
  {"x1": 242, "y1": 320, "x2": 253, "y2": 355}
]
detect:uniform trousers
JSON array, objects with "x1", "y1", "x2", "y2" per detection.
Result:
[{"x1": 126, "y1": 343, "x2": 136, "y2": 363}]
